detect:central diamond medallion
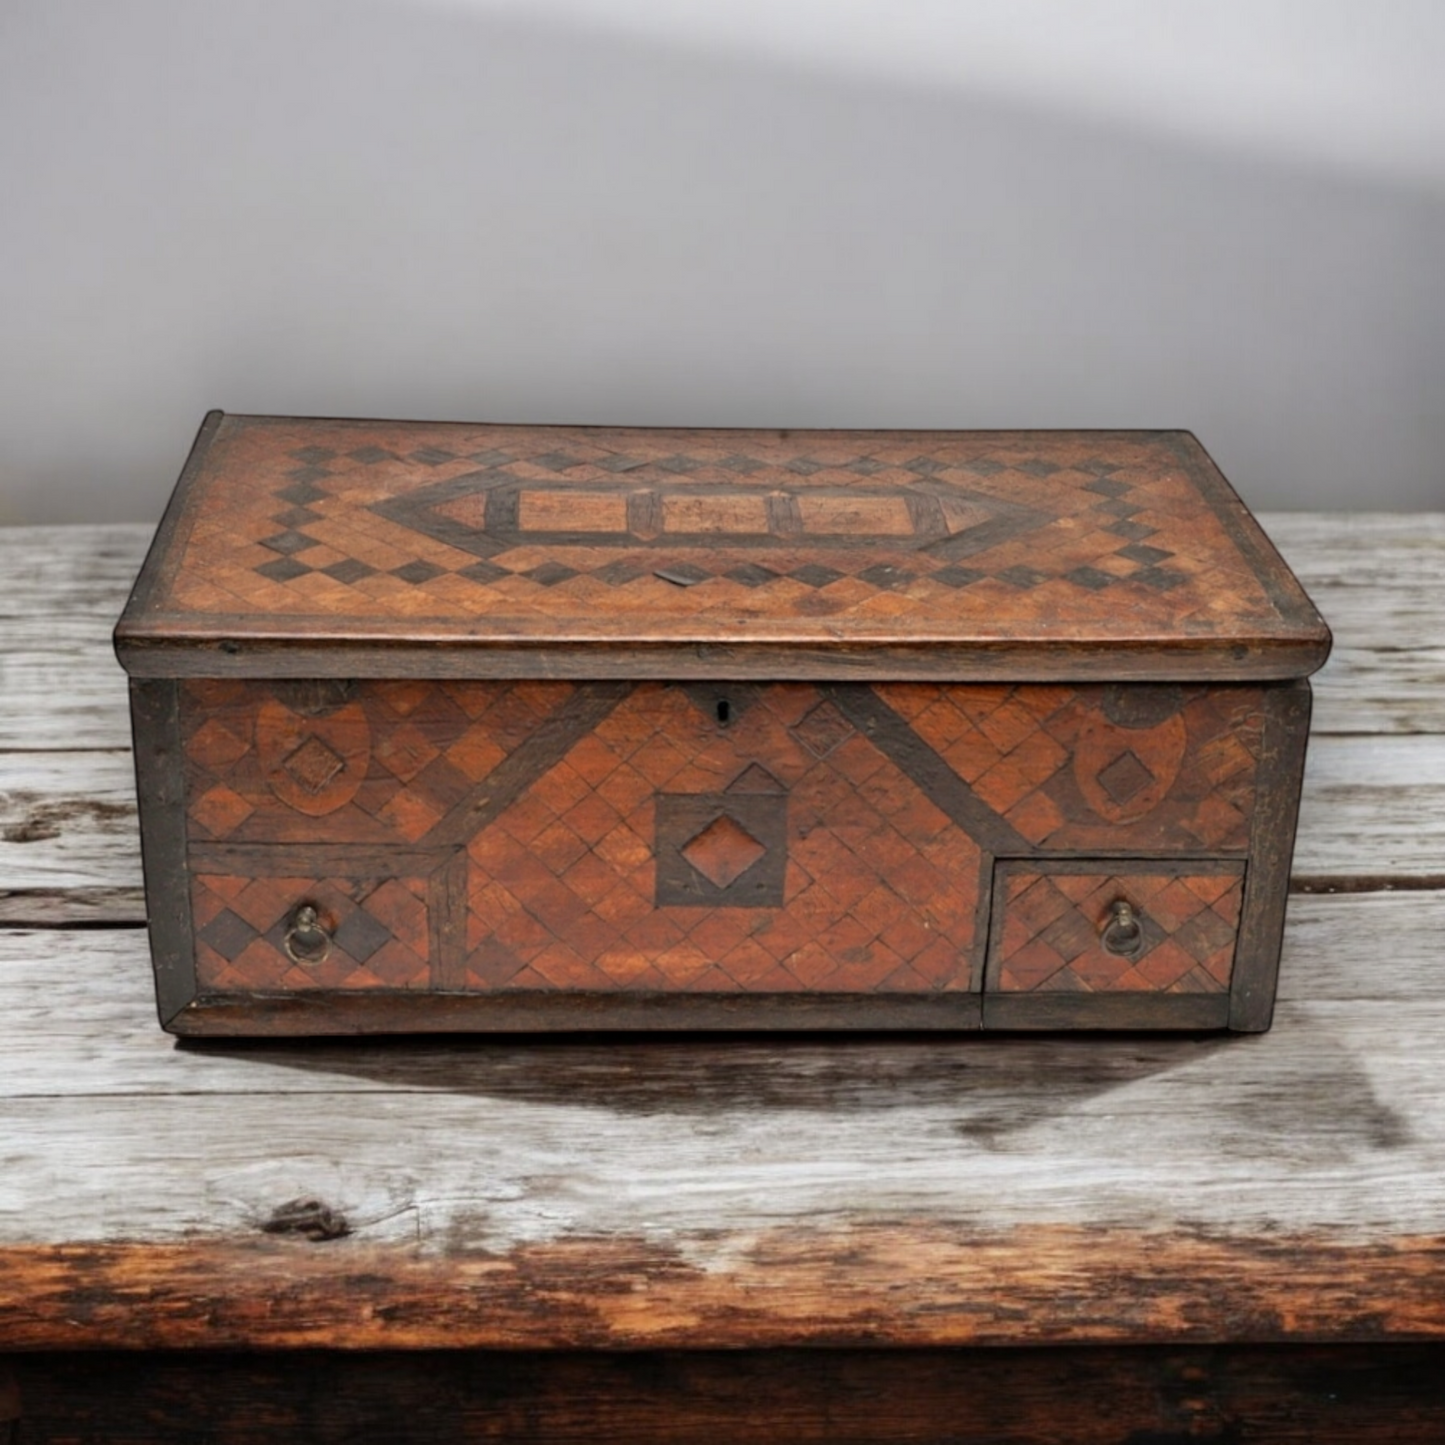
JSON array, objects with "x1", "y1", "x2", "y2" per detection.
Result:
[{"x1": 680, "y1": 815, "x2": 767, "y2": 889}]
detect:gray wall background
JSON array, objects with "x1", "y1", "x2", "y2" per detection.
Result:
[{"x1": 2, "y1": 0, "x2": 1443, "y2": 524}]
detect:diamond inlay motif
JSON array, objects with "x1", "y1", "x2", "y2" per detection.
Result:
[
  {"x1": 680, "y1": 815, "x2": 767, "y2": 889},
  {"x1": 282, "y1": 735, "x2": 346, "y2": 795},
  {"x1": 790, "y1": 700, "x2": 854, "y2": 760},
  {"x1": 1096, "y1": 749, "x2": 1154, "y2": 806}
]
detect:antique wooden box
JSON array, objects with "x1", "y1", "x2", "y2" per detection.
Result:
[{"x1": 115, "y1": 414, "x2": 1329, "y2": 1035}]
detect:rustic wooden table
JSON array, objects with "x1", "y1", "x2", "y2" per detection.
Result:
[{"x1": 1, "y1": 516, "x2": 1443, "y2": 1442}]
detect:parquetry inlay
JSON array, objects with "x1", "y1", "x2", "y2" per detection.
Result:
[{"x1": 151, "y1": 421, "x2": 1292, "y2": 644}]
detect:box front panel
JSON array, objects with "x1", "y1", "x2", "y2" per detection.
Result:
[{"x1": 163, "y1": 677, "x2": 1271, "y2": 1031}]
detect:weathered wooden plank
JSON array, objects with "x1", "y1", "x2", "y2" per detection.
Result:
[
  {"x1": 8, "y1": 1344, "x2": 1445, "y2": 1444},
  {"x1": 0, "y1": 524, "x2": 150, "y2": 618},
  {"x1": 0, "y1": 751, "x2": 139, "y2": 893},
  {"x1": 0, "y1": 892, "x2": 1434, "y2": 1097},
  {"x1": 0, "y1": 987, "x2": 1441, "y2": 1253},
  {"x1": 0, "y1": 514, "x2": 1436, "y2": 1353},
  {"x1": 1293, "y1": 735, "x2": 1445, "y2": 881},
  {"x1": 1279, "y1": 889, "x2": 1445, "y2": 996},
  {"x1": 1288, "y1": 584, "x2": 1445, "y2": 736},
  {"x1": 1310, "y1": 632, "x2": 1445, "y2": 736},
  {"x1": 0, "y1": 886, "x2": 145, "y2": 925},
  {"x1": 0, "y1": 524, "x2": 149, "y2": 752},
  {"x1": 1262, "y1": 513, "x2": 1445, "y2": 735},
  {"x1": 1, "y1": 1219, "x2": 1443, "y2": 1349},
  {"x1": 1263, "y1": 513, "x2": 1445, "y2": 590},
  {"x1": 0, "y1": 641, "x2": 131, "y2": 751}
]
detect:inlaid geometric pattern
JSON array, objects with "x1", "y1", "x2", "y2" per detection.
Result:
[
  {"x1": 178, "y1": 679, "x2": 1260, "y2": 998},
  {"x1": 143, "y1": 420, "x2": 1305, "y2": 648},
  {"x1": 282, "y1": 734, "x2": 346, "y2": 794},
  {"x1": 989, "y1": 865, "x2": 1244, "y2": 994},
  {"x1": 461, "y1": 683, "x2": 984, "y2": 993},
  {"x1": 192, "y1": 869, "x2": 434, "y2": 991},
  {"x1": 874, "y1": 683, "x2": 1263, "y2": 853},
  {"x1": 791, "y1": 700, "x2": 856, "y2": 759},
  {"x1": 180, "y1": 677, "x2": 579, "y2": 844},
  {"x1": 1097, "y1": 750, "x2": 1153, "y2": 805}
]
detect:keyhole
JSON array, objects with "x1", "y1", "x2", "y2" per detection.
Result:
[{"x1": 716, "y1": 699, "x2": 731, "y2": 726}]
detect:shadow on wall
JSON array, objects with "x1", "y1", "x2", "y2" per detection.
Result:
[{"x1": 1, "y1": 0, "x2": 1442, "y2": 522}]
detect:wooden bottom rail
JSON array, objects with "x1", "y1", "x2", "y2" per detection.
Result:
[{"x1": 4, "y1": 1345, "x2": 1445, "y2": 1443}]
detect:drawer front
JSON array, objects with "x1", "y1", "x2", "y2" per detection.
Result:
[
  {"x1": 983, "y1": 860, "x2": 1245, "y2": 1030},
  {"x1": 149, "y1": 675, "x2": 1299, "y2": 1033},
  {"x1": 190, "y1": 846, "x2": 465, "y2": 994}
]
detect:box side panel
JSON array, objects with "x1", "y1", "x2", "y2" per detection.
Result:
[
  {"x1": 1229, "y1": 680, "x2": 1313, "y2": 1031},
  {"x1": 174, "y1": 679, "x2": 990, "y2": 1017},
  {"x1": 129, "y1": 678, "x2": 198, "y2": 1025}
]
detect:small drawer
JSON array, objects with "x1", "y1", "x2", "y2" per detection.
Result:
[
  {"x1": 983, "y1": 859, "x2": 1245, "y2": 1030},
  {"x1": 189, "y1": 843, "x2": 466, "y2": 993}
]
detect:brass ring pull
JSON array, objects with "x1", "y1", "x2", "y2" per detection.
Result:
[
  {"x1": 1101, "y1": 899, "x2": 1145, "y2": 958},
  {"x1": 283, "y1": 904, "x2": 332, "y2": 965}
]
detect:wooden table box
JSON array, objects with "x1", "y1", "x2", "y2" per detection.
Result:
[{"x1": 114, "y1": 415, "x2": 1330, "y2": 1036}]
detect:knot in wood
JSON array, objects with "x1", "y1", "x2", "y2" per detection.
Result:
[{"x1": 261, "y1": 1197, "x2": 351, "y2": 1242}]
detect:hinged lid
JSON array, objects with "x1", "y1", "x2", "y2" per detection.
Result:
[{"x1": 115, "y1": 414, "x2": 1330, "y2": 681}]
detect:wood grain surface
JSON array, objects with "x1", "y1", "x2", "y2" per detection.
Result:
[
  {"x1": 6, "y1": 1345, "x2": 1445, "y2": 1444},
  {"x1": 0, "y1": 515, "x2": 1441, "y2": 1370}
]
